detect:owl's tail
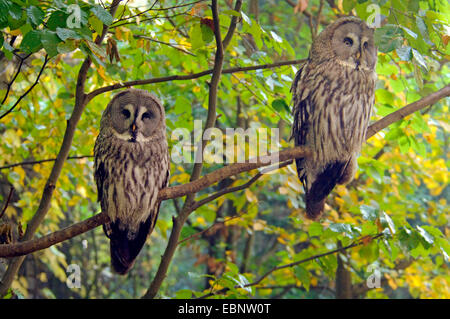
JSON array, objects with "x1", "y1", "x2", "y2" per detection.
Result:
[
  {"x1": 305, "y1": 161, "x2": 349, "y2": 219},
  {"x1": 105, "y1": 217, "x2": 153, "y2": 275}
]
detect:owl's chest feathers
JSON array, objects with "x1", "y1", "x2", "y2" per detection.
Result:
[
  {"x1": 299, "y1": 62, "x2": 375, "y2": 162},
  {"x1": 95, "y1": 134, "x2": 169, "y2": 225}
]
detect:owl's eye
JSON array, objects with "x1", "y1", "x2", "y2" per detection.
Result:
[
  {"x1": 363, "y1": 41, "x2": 369, "y2": 49},
  {"x1": 121, "y1": 109, "x2": 131, "y2": 118},
  {"x1": 343, "y1": 37, "x2": 353, "y2": 46},
  {"x1": 142, "y1": 112, "x2": 153, "y2": 120}
]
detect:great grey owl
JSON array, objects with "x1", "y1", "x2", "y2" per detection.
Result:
[
  {"x1": 290, "y1": 16, "x2": 377, "y2": 219},
  {"x1": 94, "y1": 89, "x2": 170, "y2": 274}
]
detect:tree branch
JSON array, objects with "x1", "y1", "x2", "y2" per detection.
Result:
[
  {"x1": 84, "y1": 59, "x2": 306, "y2": 103},
  {"x1": 0, "y1": 55, "x2": 49, "y2": 120},
  {"x1": 142, "y1": 1, "x2": 228, "y2": 298},
  {"x1": 0, "y1": 148, "x2": 307, "y2": 258},
  {"x1": 197, "y1": 233, "x2": 384, "y2": 298},
  {"x1": 0, "y1": 155, "x2": 93, "y2": 171},
  {"x1": 366, "y1": 84, "x2": 450, "y2": 139},
  {"x1": 0, "y1": 84, "x2": 447, "y2": 263}
]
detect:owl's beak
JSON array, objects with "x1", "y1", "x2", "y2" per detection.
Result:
[{"x1": 132, "y1": 123, "x2": 137, "y2": 133}]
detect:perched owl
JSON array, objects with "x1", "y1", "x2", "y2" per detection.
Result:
[
  {"x1": 291, "y1": 16, "x2": 377, "y2": 219},
  {"x1": 94, "y1": 89, "x2": 170, "y2": 274}
]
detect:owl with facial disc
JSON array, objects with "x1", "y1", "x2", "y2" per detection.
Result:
[
  {"x1": 290, "y1": 16, "x2": 377, "y2": 219},
  {"x1": 94, "y1": 89, "x2": 170, "y2": 274}
]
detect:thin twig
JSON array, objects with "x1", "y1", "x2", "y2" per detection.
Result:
[
  {"x1": 85, "y1": 59, "x2": 306, "y2": 103},
  {"x1": 1, "y1": 53, "x2": 32, "y2": 105},
  {"x1": 0, "y1": 155, "x2": 93, "y2": 171},
  {"x1": 0, "y1": 188, "x2": 14, "y2": 220},
  {"x1": 0, "y1": 55, "x2": 49, "y2": 120},
  {"x1": 197, "y1": 233, "x2": 384, "y2": 298}
]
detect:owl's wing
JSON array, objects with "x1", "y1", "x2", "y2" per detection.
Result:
[{"x1": 290, "y1": 63, "x2": 310, "y2": 187}]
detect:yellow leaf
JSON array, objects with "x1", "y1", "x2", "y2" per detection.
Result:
[
  {"x1": 245, "y1": 189, "x2": 258, "y2": 202},
  {"x1": 252, "y1": 219, "x2": 267, "y2": 231}
]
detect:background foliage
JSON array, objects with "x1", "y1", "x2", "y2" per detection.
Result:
[{"x1": 0, "y1": 0, "x2": 448, "y2": 299}]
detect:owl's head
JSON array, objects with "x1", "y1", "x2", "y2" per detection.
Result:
[
  {"x1": 101, "y1": 89, "x2": 166, "y2": 143},
  {"x1": 310, "y1": 16, "x2": 377, "y2": 71}
]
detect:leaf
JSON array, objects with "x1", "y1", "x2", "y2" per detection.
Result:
[
  {"x1": 270, "y1": 31, "x2": 283, "y2": 43},
  {"x1": 381, "y1": 211, "x2": 396, "y2": 236},
  {"x1": 200, "y1": 23, "x2": 214, "y2": 43},
  {"x1": 241, "y1": 11, "x2": 251, "y2": 25},
  {"x1": 294, "y1": 265, "x2": 310, "y2": 291},
  {"x1": 189, "y1": 23, "x2": 204, "y2": 50},
  {"x1": 412, "y1": 48, "x2": 428, "y2": 71},
  {"x1": 271, "y1": 99, "x2": 290, "y2": 113},
  {"x1": 175, "y1": 289, "x2": 192, "y2": 299},
  {"x1": 91, "y1": 5, "x2": 113, "y2": 26},
  {"x1": 416, "y1": 226, "x2": 434, "y2": 245},
  {"x1": 360, "y1": 205, "x2": 379, "y2": 221},
  {"x1": 396, "y1": 46, "x2": 412, "y2": 61},
  {"x1": 309, "y1": 222, "x2": 323, "y2": 236},
  {"x1": 20, "y1": 30, "x2": 42, "y2": 54},
  {"x1": 47, "y1": 11, "x2": 69, "y2": 31},
  {"x1": 56, "y1": 27, "x2": 82, "y2": 41},
  {"x1": 374, "y1": 24, "x2": 403, "y2": 53},
  {"x1": 26, "y1": 6, "x2": 44, "y2": 27},
  {"x1": 41, "y1": 31, "x2": 61, "y2": 57},
  {"x1": 400, "y1": 26, "x2": 417, "y2": 39}
]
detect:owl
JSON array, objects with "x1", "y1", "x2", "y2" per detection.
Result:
[
  {"x1": 290, "y1": 16, "x2": 377, "y2": 219},
  {"x1": 94, "y1": 89, "x2": 170, "y2": 274}
]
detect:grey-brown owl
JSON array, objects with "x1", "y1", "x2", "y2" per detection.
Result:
[
  {"x1": 291, "y1": 16, "x2": 377, "y2": 219},
  {"x1": 94, "y1": 89, "x2": 170, "y2": 274}
]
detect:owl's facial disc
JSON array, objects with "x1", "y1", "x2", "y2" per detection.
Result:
[{"x1": 329, "y1": 21, "x2": 376, "y2": 72}]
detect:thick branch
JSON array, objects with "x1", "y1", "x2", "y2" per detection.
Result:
[
  {"x1": 366, "y1": 84, "x2": 450, "y2": 139},
  {"x1": 0, "y1": 84, "x2": 447, "y2": 261},
  {"x1": 0, "y1": 214, "x2": 108, "y2": 258}
]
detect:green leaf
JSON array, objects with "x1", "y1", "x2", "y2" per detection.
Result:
[
  {"x1": 412, "y1": 48, "x2": 428, "y2": 71},
  {"x1": 396, "y1": 46, "x2": 412, "y2": 61},
  {"x1": 294, "y1": 265, "x2": 311, "y2": 291},
  {"x1": 189, "y1": 23, "x2": 204, "y2": 50},
  {"x1": 360, "y1": 205, "x2": 379, "y2": 221},
  {"x1": 309, "y1": 222, "x2": 323, "y2": 237},
  {"x1": 175, "y1": 289, "x2": 192, "y2": 299},
  {"x1": 381, "y1": 211, "x2": 396, "y2": 236},
  {"x1": 271, "y1": 99, "x2": 289, "y2": 113},
  {"x1": 270, "y1": 31, "x2": 282, "y2": 43},
  {"x1": 241, "y1": 11, "x2": 251, "y2": 25},
  {"x1": 47, "y1": 10, "x2": 69, "y2": 30},
  {"x1": 9, "y1": 2, "x2": 23, "y2": 20},
  {"x1": 27, "y1": 6, "x2": 45, "y2": 27},
  {"x1": 223, "y1": 9, "x2": 241, "y2": 17},
  {"x1": 20, "y1": 30, "x2": 42, "y2": 54},
  {"x1": 200, "y1": 23, "x2": 214, "y2": 43},
  {"x1": 374, "y1": 24, "x2": 403, "y2": 53},
  {"x1": 89, "y1": 15, "x2": 104, "y2": 35},
  {"x1": 400, "y1": 26, "x2": 417, "y2": 39},
  {"x1": 416, "y1": 226, "x2": 434, "y2": 244},
  {"x1": 56, "y1": 27, "x2": 82, "y2": 41},
  {"x1": 41, "y1": 31, "x2": 61, "y2": 57},
  {"x1": 91, "y1": 5, "x2": 113, "y2": 26}
]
